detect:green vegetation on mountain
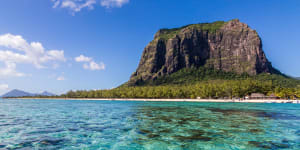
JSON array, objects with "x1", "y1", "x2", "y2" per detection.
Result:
[
  {"x1": 129, "y1": 67, "x2": 297, "y2": 88},
  {"x1": 59, "y1": 67, "x2": 299, "y2": 99},
  {"x1": 157, "y1": 21, "x2": 226, "y2": 40}
]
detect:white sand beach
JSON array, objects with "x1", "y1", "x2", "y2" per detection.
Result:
[{"x1": 3, "y1": 98, "x2": 300, "y2": 104}]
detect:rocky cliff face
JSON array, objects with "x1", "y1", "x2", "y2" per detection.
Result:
[{"x1": 129, "y1": 19, "x2": 277, "y2": 85}]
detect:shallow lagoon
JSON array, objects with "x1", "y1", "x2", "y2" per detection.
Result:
[{"x1": 0, "y1": 99, "x2": 300, "y2": 149}]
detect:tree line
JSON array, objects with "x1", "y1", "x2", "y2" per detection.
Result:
[{"x1": 61, "y1": 79, "x2": 300, "y2": 99}]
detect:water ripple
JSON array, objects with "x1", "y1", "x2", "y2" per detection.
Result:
[{"x1": 0, "y1": 99, "x2": 299, "y2": 149}]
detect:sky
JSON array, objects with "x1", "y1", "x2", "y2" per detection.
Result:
[{"x1": 0, "y1": 0, "x2": 299, "y2": 95}]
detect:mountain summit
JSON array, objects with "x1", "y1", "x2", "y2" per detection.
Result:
[
  {"x1": 1, "y1": 89, "x2": 35, "y2": 98},
  {"x1": 1, "y1": 89, "x2": 56, "y2": 98},
  {"x1": 39, "y1": 91, "x2": 56, "y2": 96},
  {"x1": 128, "y1": 19, "x2": 279, "y2": 86}
]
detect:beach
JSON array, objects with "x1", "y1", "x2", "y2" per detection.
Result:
[{"x1": 3, "y1": 97, "x2": 300, "y2": 104}]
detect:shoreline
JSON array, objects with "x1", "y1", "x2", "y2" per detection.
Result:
[{"x1": 2, "y1": 97, "x2": 300, "y2": 104}]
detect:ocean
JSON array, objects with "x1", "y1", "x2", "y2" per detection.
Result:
[{"x1": 0, "y1": 99, "x2": 299, "y2": 149}]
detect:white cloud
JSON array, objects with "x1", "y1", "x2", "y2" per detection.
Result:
[
  {"x1": 52, "y1": 0, "x2": 61, "y2": 8},
  {"x1": 43, "y1": 50, "x2": 66, "y2": 62},
  {"x1": 83, "y1": 61, "x2": 105, "y2": 70},
  {"x1": 0, "y1": 50, "x2": 29, "y2": 63},
  {"x1": 0, "y1": 62, "x2": 25, "y2": 77},
  {"x1": 53, "y1": 0, "x2": 97, "y2": 13},
  {"x1": 0, "y1": 34, "x2": 29, "y2": 51},
  {"x1": 51, "y1": 0, "x2": 129, "y2": 13},
  {"x1": 101, "y1": 0, "x2": 129, "y2": 8},
  {"x1": 0, "y1": 84, "x2": 8, "y2": 91},
  {"x1": 75, "y1": 54, "x2": 92, "y2": 62},
  {"x1": 0, "y1": 33, "x2": 66, "y2": 77},
  {"x1": 57, "y1": 76, "x2": 65, "y2": 81},
  {"x1": 52, "y1": 63, "x2": 60, "y2": 69},
  {"x1": 75, "y1": 54, "x2": 105, "y2": 71}
]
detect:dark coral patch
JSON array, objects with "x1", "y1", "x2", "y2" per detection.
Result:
[
  {"x1": 39, "y1": 139, "x2": 64, "y2": 146},
  {"x1": 174, "y1": 134, "x2": 212, "y2": 141}
]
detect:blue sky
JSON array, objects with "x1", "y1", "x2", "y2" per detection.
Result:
[{"x1": 0, "y1": 0, "x2": 299, "y2": 95}]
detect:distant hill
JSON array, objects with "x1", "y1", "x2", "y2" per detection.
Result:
[
  {"x1": 1, "y1": 89, "x2": 56, "y2": 98},
  {"x1": 1, "y1": 89, "x2": 35, "y2": 98},
  {"x1": 38, "y1": 91, "x2": 56, "y2": 96}
]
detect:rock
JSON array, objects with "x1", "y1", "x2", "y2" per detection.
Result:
[{"x1": 128, "y1": 19, "x2": 278, "y2": 86}]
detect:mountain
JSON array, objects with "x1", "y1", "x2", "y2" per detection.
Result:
[
  {"x1": 38, "y1": 91, "x2": 56, "y2": 96},
  {"x1": 63, "y1": 19, "x2": 299, "y2": 99},
  {"x1": 1, "y1": 90, "x2": 56, "y2": 98},
  {"x1": 128, "y1": 19, "x2": 281, "y2": 86},
  {"x1": 296, "y1": 77, "x2": 300, "y2": 80},
  {"x1": 1, "y1": 89, "x2": 35, "y2": 98}
]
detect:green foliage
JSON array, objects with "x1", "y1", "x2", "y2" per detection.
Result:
[
  {"x1": 59, "y1": 67, "x2": 300, "y2": 99},
  {"x1": 143, "y1": 67, "x2": 249, "y2": 85},
  {"x1": 157, "y1": 21, "x2": 225, "y2": 40},
  {"x1": 60, "y1": 79, "x2": 299, "y2": 99},
  {"x1": 136, "y1": 67, "x2": 300, "y2": 88},
  {"x1": 18, "y1": 67, "x2": 300, "y2": 100}
]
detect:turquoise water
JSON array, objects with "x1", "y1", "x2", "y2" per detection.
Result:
[{"x1": 0, "y1": 99, "x2": 300, "y2": 149}]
